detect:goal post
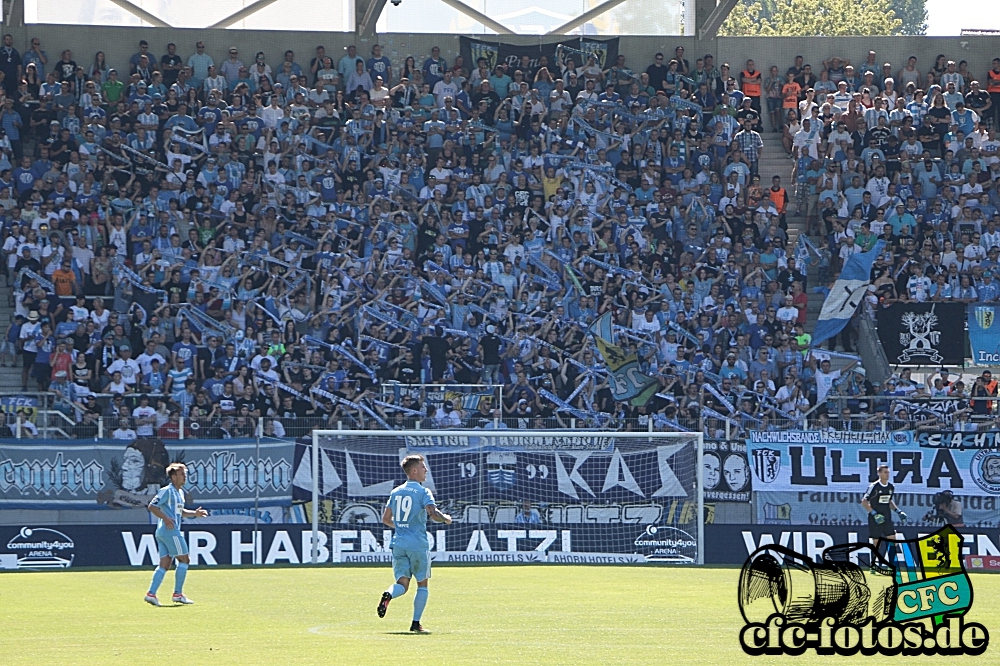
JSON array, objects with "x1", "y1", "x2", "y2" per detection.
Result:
[{"x1": 307, "y1": 429, "x2": 704, "y2": 565}]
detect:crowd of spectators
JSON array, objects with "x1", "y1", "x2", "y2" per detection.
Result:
[{"x1": 0, "y1": 35, "x2": 995, "y2": 438}]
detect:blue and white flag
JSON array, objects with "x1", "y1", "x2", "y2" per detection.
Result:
[
  {"x1": 811, "y1": 241, "x2": 884, "y2": 347},
  {"x1": 538, "y1": 388, "x2": 594, "y2": 422},
  {"x1": 591, "y1": 309, "x2": 615, "y2": 342},
  {"x1": 794, "y1": 235, "x2": 812, "y2": 269}
]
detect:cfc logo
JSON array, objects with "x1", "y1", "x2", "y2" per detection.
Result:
[{"x1": 737, "y1": 526, "x2": 988, "y2": 656}]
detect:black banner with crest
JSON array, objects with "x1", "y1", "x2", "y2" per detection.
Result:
[
  {"x1": 876, "y1": 302, "x2": 965, "y2": 367},
  {"x1": 459, "y1": 37, "x2": 619, "y2": 80}
]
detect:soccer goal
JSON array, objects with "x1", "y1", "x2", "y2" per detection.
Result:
[{"x1": 305, "y1": 429, "x2": 704, "y2": 565}]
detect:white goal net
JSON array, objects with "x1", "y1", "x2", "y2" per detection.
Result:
[{"x1": 302, "y1": 429, "x2": 703, "y2": 565}]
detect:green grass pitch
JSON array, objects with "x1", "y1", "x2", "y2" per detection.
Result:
[{"x1": 1, "y1": 566, "x2": 997, "y2": 665}]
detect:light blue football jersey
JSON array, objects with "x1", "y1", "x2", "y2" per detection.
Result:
[
  {"x1": 150, "y1": 484, "x2": 185, "y2": 534},
  {"x1": 386, "y1": 480, "x2": 435, "y2": 551}
]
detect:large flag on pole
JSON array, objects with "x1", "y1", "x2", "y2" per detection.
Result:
[
  {"x1": 588, "y1": 312, "x2": 659, "y2": 406},
  {"x1": 811, "y1": 241, "x2": 885, "y2": 347}
]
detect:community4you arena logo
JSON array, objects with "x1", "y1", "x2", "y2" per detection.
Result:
[{"x1": 737, "y1": 526, "x2": 989, "y2": 656}]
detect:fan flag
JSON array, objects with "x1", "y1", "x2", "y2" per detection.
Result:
[
  {"x1": 588, "y1": 312, "x2": 659, "y2": 406},
  {"x1": 811, "y1": 241, "x2": 885, "y2": 347}
]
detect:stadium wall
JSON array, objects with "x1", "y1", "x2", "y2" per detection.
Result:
[{"x1": 5, "y1": 27, "x2": 1000, "y2": 83}]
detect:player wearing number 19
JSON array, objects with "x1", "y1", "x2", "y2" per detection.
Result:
[
  {"x1": 377, "y1": 454, "x2": 452, "y2": 633},
  {"x1": 144, "y1": 463, "x2": 208, "y2": 607}
]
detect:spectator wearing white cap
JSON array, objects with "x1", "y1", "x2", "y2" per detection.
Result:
[{"x1": 219, "y1": 47, "x2": 243, "y2": 83}]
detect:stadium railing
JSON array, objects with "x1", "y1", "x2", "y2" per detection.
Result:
[{"x1": 5, "y1": 392, "x2": 1000, "y2": 441}]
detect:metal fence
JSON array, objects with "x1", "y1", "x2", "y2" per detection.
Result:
[
  {"x1": 4, "y1": 390, "x2": 999, "y2": 440},
  {"x1": 24, "y1": 415, "x2": 702, "y2": 442}
]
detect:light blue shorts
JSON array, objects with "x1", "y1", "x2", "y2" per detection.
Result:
[
  {"x1": 392, "y1": 547, "x2": 431, "y2": 582},
  {"x1": 156, "y1": 531, "x2": 189, "y2": 558}
]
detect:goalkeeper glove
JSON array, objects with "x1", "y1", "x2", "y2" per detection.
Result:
[
  {"x1": 897, "y1": 510, "x2": 907, "y2": 521},
  {"x1": 870, "y1": 510, "x2": 885, "y2": 525}
]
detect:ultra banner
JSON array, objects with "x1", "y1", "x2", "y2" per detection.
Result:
[
  {"x1": 748, "y1": 430, "x2": 1000, "y2": 497},
  {"x1": 876, "y1": 302, "x2": 965, "y2": 366},
  {"x1": 969, "y1": 303, "x2": 1000, "y2": 365},
  {"x1": 459, "y1": 37, "x2": 619, "y2": 78},
  {"x1": 748, "y1": 430, "x2": 1000, "y2": 525},
  {"x1": 0, "y1": 438, "x2": 295, "y2": 509}
]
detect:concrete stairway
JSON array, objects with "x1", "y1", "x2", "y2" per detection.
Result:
[
  {"x1": 0, "y1": 279, "x2": 23, "y2": 393},
  {"x1": 759, "y1": 132, "x2": 857, "y2": 377},
  {"x1": 758, "y1": 131, "x2": 801, "y2": 250},
  {"x1": 757, "y1": 132, "x2": 827, "y2": 341}
]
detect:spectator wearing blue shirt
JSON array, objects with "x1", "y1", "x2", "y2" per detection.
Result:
[
  {"x1": 164, "y1": 103, "x2": 198, "y2": 132},
  {"x1": 0, "y1": 99, "x2": 21, "y2": 160},
  {"x1": 951, "y1": 101, "x2": 978, "y2": 136},
  {"x1": 128, "y1": 81, "x2": 152, "y2": 106},
  {"x1": 12, "y1": 156, "x2": 34, "y2": 194},
  {"x1": 599, "y1": 83, "x2": 621, "y2": 104},
  {"x1": 186, "y1": 41, "x2": 213, "y2": 88},
  {"x1": 979, "y1": 272, "x2": 999, "y2": 302},
  {"x1": 367, "y1": 44, "x2": 392, "y2": 86},
  {"x1": 514, "y1": 500, "x2": 541, "y2": 524},
  {"x1": 422, "y1": 46, "x2": 446, "y2": 89},
  {"x1": 128, "y1": 40, "x2": 156, "y2": 75},
  {"x1": 30, "y1": 147, "x2": 52, "y2": 179},
  {"x1": 337, "y1": 45, "x2": 364, "y2": 83},
  {"x1": 280, "y1": 50, "x2": 303, "y2": 78},
  {"x1": 201, "y1": 365, "x2": 229, "y2": 401},
  {"x1": 22, "y1": 37, "x2": 46, "y2": 73},
  {"x1": 197, "y1": 99, "x2": 223, "y2": 135},
  {"x1": 171, "y1": 329, "x2": 199, "y2": 372}
]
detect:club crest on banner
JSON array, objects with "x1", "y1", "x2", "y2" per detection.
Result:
[
  {"x1": 969, "y1": 303, "x2": 1000, "y2": 364},
  {"x1": 486, "y1": 452, "x2": 517, "y2": 491},
  {"x1": 460, "y1": 37, "x2": 619, "y2": 86},
  {"x1": 898, "y1": 309, "x2": 943, "y2": 363},
  {"x1": 761, "y1": 502, "x2": 791, "y2": 524},
  {"x1": 469, "y1": 41, "x2": 498, "y2": 71},
  {"x1": 975, "y1": 306, "x2": 995, "y2": 330},
  {"x1": 970, "y1": 450, "x2": 1000, "y2": 495},
  {"x1": 752, "y1": 448, "x2": 781, "y2": 483},
  {"x1": 878, "y1": 303, "x2": 964, "y2": 366},
  {"x1": 581, "y1": 41, "x2": 609, "y2": 68}
]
